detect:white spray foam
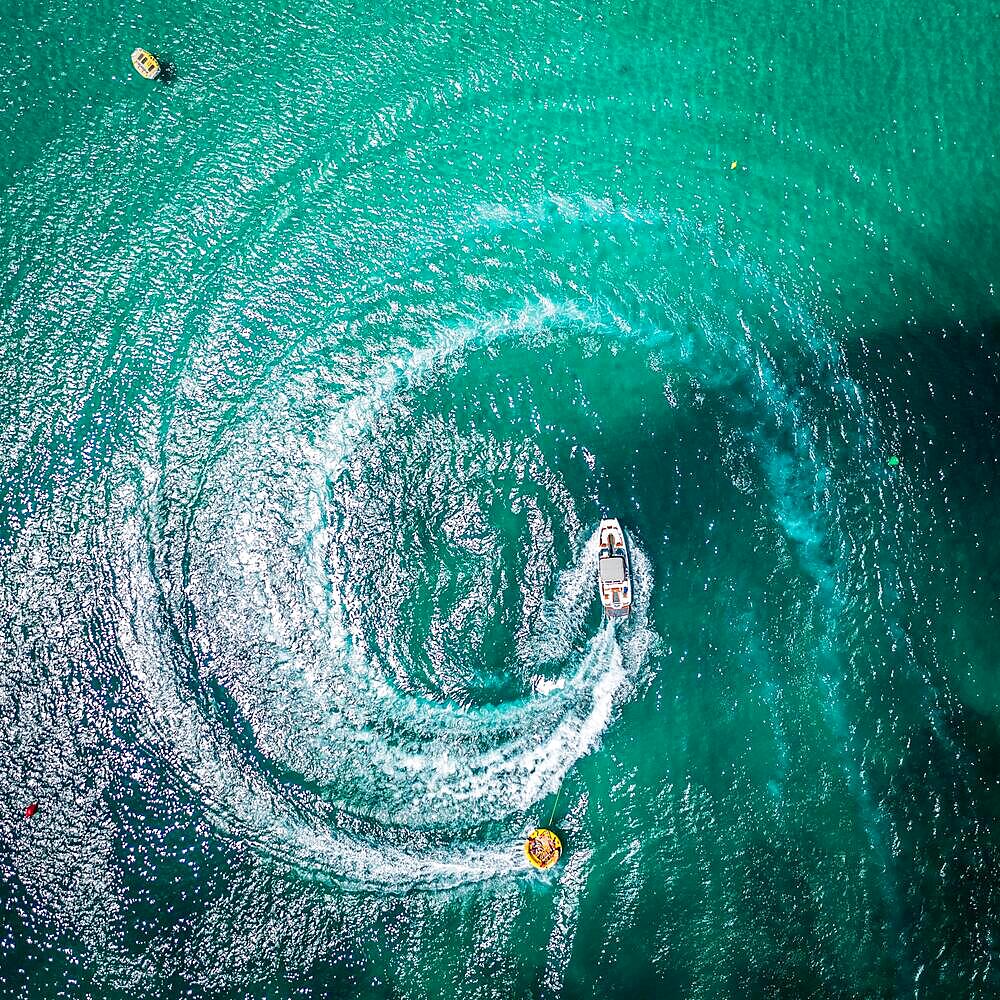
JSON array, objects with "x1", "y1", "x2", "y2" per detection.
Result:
[{"x1": 124, "y1": 302, "x2": 658, "y2": 887}]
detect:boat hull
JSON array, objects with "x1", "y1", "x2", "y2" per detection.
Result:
[
  {"x1": 131, "y1": 48, "x2": 161, "y2": 80},
  {"x1": 598, "y1": 517, "x2": 632, "y2": 618}
]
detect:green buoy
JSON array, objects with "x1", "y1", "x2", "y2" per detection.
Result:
[{"x1": 888, "y1": 455, "x2": 899, "y2": 467}]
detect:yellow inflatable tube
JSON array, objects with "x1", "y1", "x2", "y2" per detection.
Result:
[{"x1": 524, "y1": 828, "x2": 562, "y2": 870}]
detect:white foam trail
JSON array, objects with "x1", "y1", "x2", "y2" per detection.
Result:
[
  {"x1": 122, "y1": 304, "x2": 658, "y2": 888},
  {"x1": 288, "y1": 532, "x2": 645, "y2": 827}
]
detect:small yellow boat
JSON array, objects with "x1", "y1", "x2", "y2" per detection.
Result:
[
  {"x1": 131, "y1": 48, "x2": 161, "y2": 80},
  {"x1": 524, "y1": 828, "x2": 562, "y2": 870}
]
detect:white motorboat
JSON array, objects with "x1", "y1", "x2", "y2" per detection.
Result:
[{"x1": 598, "y1": 517, "x2": 632, "y2": 619}]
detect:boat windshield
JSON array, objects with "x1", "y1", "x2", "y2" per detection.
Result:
[{"x1": 600, "y1": 556, "x2": 625, "y2": 584}]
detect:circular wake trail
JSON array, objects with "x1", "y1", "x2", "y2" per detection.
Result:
[{"x1": 115, "y1": 309, "x2": 658, "y2": 888}]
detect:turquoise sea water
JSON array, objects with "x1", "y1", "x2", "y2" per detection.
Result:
[{"x1": 2, "y1": 1, "x2": 999, "y2": 996}]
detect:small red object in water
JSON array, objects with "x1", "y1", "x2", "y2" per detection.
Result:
[{"x1": 24, "y1": 803, "x2": 38, "y2": 819}]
